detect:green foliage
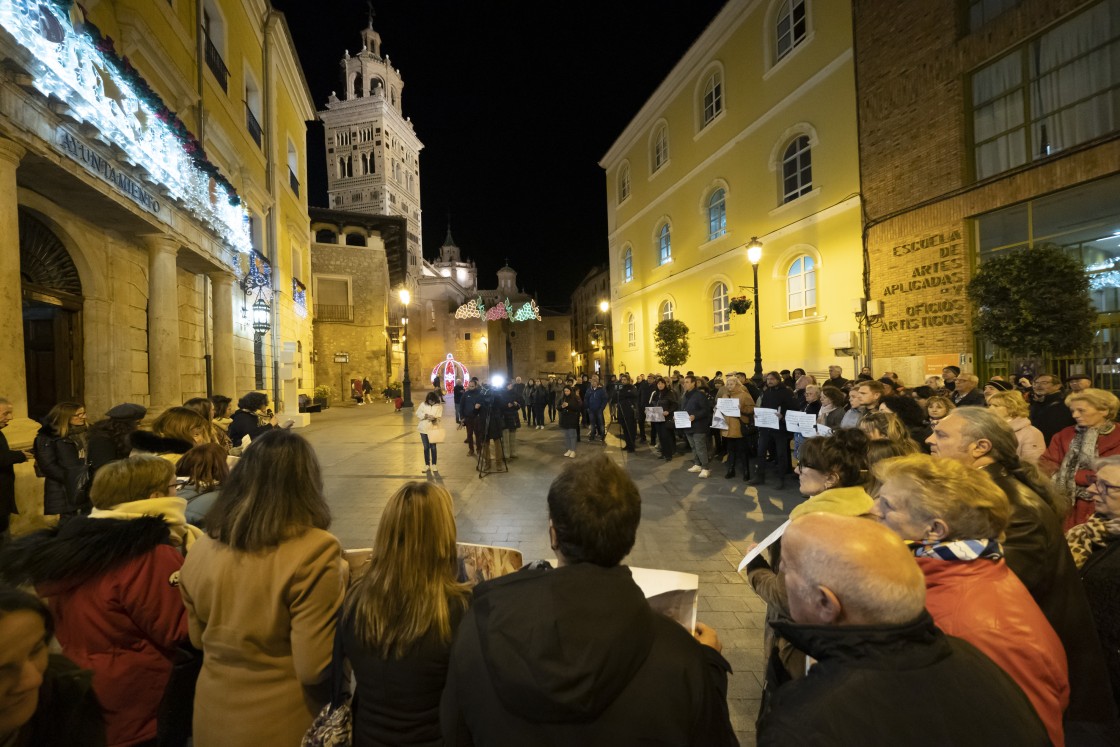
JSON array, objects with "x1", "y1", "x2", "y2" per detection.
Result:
[
  {"x1": 313, "y1": 385, "x2": 332, "y2": 401},
  {"x1": 966, "y1": 244, "x2": 1096, "y2": 357},
  {"x1": 654, "y1": 319, "x2": 690, "y2": 374}
]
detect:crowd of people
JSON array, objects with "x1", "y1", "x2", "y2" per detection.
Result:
[{"x1": 1, "y1": 359, "x2": 1119, "y2": 745}]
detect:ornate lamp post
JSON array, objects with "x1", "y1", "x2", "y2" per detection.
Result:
[
  {"x1": 747, "y1": 237, "x2": 764, "y2": 382},
  {"x1": 399, "y1": 288, "x2": 413, "y2": 408},
  {"x1": 251, "y1": 297, "x2": 271, "y2": 389}
]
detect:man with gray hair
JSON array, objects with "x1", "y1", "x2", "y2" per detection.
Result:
[
  {"x1": 758, "y1": 513, "x2": 1048, "y2": 745},
  {"x1": 0, "y1": 397, "x2": 31, "y2": 538},
  {"x1": 928, "y1": 407, "x2": 1118, "y2": 732},
  {"x1": 951, "y1": 373, "x2": 986, "y2": 407}
]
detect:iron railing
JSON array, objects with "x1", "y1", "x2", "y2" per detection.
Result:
[
  {"x1": 289, "y1": 168, "x2": 300, "y2": 196},
  {"x1": 314, "y1": 304, "x2": 353, "y2": 322},
  {"x1": 204, "y1": 35, "x2": 229, "y2": 92},
  {"x1": 245, "y1": 104, "x2": 262, "y2": 147}
]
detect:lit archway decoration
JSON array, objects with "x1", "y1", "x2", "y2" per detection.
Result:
[{"x1": 431, "y1": 353, "x2": 470, "y2": 394}]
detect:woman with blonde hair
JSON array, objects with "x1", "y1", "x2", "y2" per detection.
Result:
[
  {"x1": 179, "y1": 429, "x2": 344, "y2": 746},
  {"x1": 131, "y1": 406, "x2": 209, "y2": 465},
  {"x1": 986, "y1": 390, "x2": 1045, "y2": 465},
  {"x1": 925, "y1": 395, "x2": 955, "y2": 428},
  {"x1": 1041, "y1": 387, "x2": 1120, "y2": 530},
  {"x1": 183, "y1": 397, "x2": 233, "y2": 452},
  {"x1": 859, "y1": 411, "x2": 919, "y2": 453},
  {"x1": 340, "y1": 481, "x2": 470, "y2": 744}
]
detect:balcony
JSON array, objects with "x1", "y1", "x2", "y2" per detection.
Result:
[
  {"x1": 314, "y1": 304, "x2": 353, "y2": 322},
  {"x1": 204, "y1": 35, "x2": 229, "y2": 92},
  {"x1": 289, "y1": 167, "x2": 300, "y2": 196},
  {"x1": 245, "y1": 105, "x2": 262, "y2": 148}
]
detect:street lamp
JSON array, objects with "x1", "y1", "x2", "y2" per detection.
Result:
[
  {"x1": 399, "y1": 288, "x2": 413, "y2": 408},
  {"x1": 251, "y1": 297, "x2": 271, "y2": 389},
  {"x1": 746, "y1": 237, "x2": 764, "y2": 382},
  {"x1": 598, "y1": 299, "x2": 612, "y2": 377}
]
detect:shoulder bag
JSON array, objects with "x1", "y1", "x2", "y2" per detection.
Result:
[{"x1": 301, "y1": 624, "x2": 352, "y2": 747}]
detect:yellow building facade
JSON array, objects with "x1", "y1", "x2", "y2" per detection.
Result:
[
  {"x1": 0, "y1": 1, "x2": 316, "y2": 519},
  {"x1": 600, "y1": 0, "x2": 864, "y2": 380}
]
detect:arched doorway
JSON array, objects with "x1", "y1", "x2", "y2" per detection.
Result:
[{"x1": 20, "y1": 208, "x2": 84, "y2": 422}]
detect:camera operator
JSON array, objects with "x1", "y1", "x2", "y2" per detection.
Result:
[
  {"x1": 476, "y1": 381, "x2": 506, "y2": 472},
  {"x1": 615, "y1": 374, "x2": 638, "y2": 452}
]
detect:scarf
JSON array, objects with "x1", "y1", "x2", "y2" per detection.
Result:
[
  {"x1": 907, "y1": 538, "x2": 1003, "y2": 561},
  {"x1": 817, "y1": 401, "x2": 837, "y2": 425},
  {"x1": 1054, "y1": 423, "x2": 1113, "y2": 503},
  {"x1": 90, "y1": 496, "x2": 203, "y2": 550},
  {"x1": 1065, "y1": 513, "x2": 1120, "y2": 568}
]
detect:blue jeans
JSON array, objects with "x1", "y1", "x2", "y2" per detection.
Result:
[
  {"x1": 589, "y1": 409, "x2": 605, "y2": 438},
  {"x1": 421, "y1": 433, "x2": 437, "y2": 466},
  {"x1": 564, "y1": 428, "x2": 577, "y2": 452},
  {"x1": 685, "y1": 432, "x2": 709, "y2": 469}
]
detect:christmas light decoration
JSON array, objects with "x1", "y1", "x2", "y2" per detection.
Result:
[
  {"x1": 292, "y1": 278, "x2": 307, "y2": 318},
  {"x1": 431, "y1": 354, "x2": 469, "y2": 394},
  {"x1": 453, "y1": 296, "x2": 541, "y2": 322},
  {"x1": 0, "y1": 0, "x2": 251, "y2": 259}
]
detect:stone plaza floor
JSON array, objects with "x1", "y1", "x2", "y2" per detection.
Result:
[{"x1": 301, "y1": 399, "x2": 809, "y2": 745}]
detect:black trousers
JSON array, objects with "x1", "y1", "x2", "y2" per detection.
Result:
[{"x1": 756, "y1": 429, "x2": 792, "y2": 476}]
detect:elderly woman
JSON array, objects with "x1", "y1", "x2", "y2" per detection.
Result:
[
  {"x1": 986, "y1": 391, "x2": 1045, "y2": 465},
  {"x1": 1066, "y1": 456, "x2": 1120, "y2": 711},
  {"x1": 871, "y1": 454, "x2": 1069, "y2": 747},
  {"x1": 817, "y1": 386, "x2": 847, "y2": 430},
  {"x1": 718, "y1": 374, "x2": 755, "y2": 480},
  {"x1": 1040, "y1": 387, "x2": 1120, "y2": 530},
  {"x1": 792, "y1": 384, "x2": 821, "y2": 460}
]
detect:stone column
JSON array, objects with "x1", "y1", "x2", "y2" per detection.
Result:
[
  {"x1": 0, "y1": 139, "x2": 27, "y2": 419},
  {"x1": 147, "y1": 236, "x2": 182, "y2": 409},
  {"x1": 210, "y1": 272, "x2": 237, "y2": 398}
]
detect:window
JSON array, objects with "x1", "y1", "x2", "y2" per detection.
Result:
[
  {"x1": 786, "y1": 256, "x2": 817, "y2": 319},
  {"x1": 967, "y1": 0, "x2": 1022, "y2": 31},
  {"x1": 658, "y1": 224, "x2": 672, "y2": 265},
  {"x1": 287, "y1": 140, "x2": 299, "y2": 197},
  {"x1": 702, "y1": 72, "x2": 723, "y2": 126},
  {"x1": 345, "y1": 233, "x2": 366, "y2": 247},
  {"x1": 546, "y1": 350, "x2": 557, "y2": 363},
  {"x1": 465, "y1": 333, "x2": 471, "y2": 340},
  {"x1": 627, "y1": 314, "x2": 636, "y2": 347},
  {"x1": 314, "y1": 229, "x2": 337, "y2": 244},
  {"x1": 781, "y1": 136, "x2": 812, "y2": 203},
  {"x1": 244, "y1": 73, "x2": 262, "y2": 148},
  {"x1": 652, "y1": 125, "x2": 669, "y2": 172},
  {"x1": 546, "y1": 329, "x2": 556, "y2": 341},
  {"x1": 712, "y1": 282, "x2": 730, "y2": 332},
  {"x1": 659, "y1": 300, "x2": 674, "y2": 321},
  {"x1": 971, "y1": 0, "x2": 1120, "y2": 181},
  {"x1": 775, "y1": 0, "x2": 807, "y2": 62},
  {"x1": 708, "y1": 189, "x2": 727, "y2": 240},
  {"x1": 618, "y1": 163, "x2": 630, "y2": 203},
  {"x1": 623, "y1": 247, "x2": 633, "y2": 282}
]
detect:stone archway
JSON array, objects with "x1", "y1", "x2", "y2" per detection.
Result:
[{"x1": 20, "y1": 208, "x2": 84, "y2": 421}]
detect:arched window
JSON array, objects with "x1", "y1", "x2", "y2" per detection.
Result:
[
  {"x1": 345, "y1": 233, "x2": 366, "y2": 247},
  {"x1": 775, "y1": 0, "x2": 808, "y2": 62},
  {"x1": 708, "y1": 189, "x2": 727, "y2": 240},
  {"x1": 659, "y1": 299, "x2": 674, "y2": 321},
  {"x1": 314, "y1": 229, "x2": 337, "y2": 244},
  {"x1": 623, "y1": 247, "x2": 633, "y2": 282},
  {"x1": 702, "y1": 71, "x2": 723, "y2": 126},
  {"x1": 781, "y1": 135, "x2": 812, "y2": 203},
  {"x1": 652, "y1": 125, "x2": 669, "y2": 172},
  {"x1": 658, "y1": 224, "x2": 671, "y2": 265},
  {"x1": 626, "y1": 313, "x2": 636, "y2": 347},
  {"x1": 787, "y1": 255, "x2": 817, "y2": 319},
  {"x1": 712, "y1": 282, "x2": 730, "y2": 332},
  {"x1": 360, "y1": 153, "x2": 369, "y2": 175},
  {"x1": 618, "y1": 163, "x2": 631, "y2": 203}
]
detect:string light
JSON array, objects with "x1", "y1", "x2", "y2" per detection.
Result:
[{"x1": 453, "y1": 296, "x2": 541, "y2": 322}]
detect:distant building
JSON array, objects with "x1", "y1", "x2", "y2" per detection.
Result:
[
  {"x1": 854, "y1": 0, "x2": 1120, "y2": 386},
  {"x1": 570, "y1": 266, "x2": 612, "y2": 377},
  {"x1": 600, "y1": 0, "x2": 864, "y2": 380}
]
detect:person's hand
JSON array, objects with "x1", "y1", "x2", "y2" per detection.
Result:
[
  {"x1": 268, "y1": 414, "x2": 280, "y2": 427},
  {"x1": 693, "y1": 622, "x2": 722, "y2": 652},
  {"x1": 475, "y1": 403, "x2": 481, "y2": 410},
  {"x1": 21, "y1": 449, "x2": 34, "y2": 459}
]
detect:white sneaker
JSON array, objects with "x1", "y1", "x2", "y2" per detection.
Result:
[
  {"x1": 567, "y1": 450, "x2": 576, "y2": 458},
  {"x1": 432, "y1": 465, "x2": 439, "y2": 473},
  {"x1": 688, "y1": 465, "x2": 702, "y2": 473},
  {"x1": 699, "y1": 469, "x2": 710, "y2": 479}
]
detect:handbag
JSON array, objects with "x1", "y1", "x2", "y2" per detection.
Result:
[
  {"x1": 302, "y1": 624, "x2": 352, "y2": 747},
  {"x1": 426, "y1": 422, "x2": 446, "y2": 444}
]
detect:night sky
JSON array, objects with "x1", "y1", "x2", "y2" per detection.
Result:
[{"x1": 270, "y1": 0, "x2": 727, "y2": 308}]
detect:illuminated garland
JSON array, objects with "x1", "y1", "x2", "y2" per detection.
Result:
[
  {"x1": 0, "y1": 0, "x2": 251, "y2": 256},
  {"x1": 453, "y1": 297, "x2": 541, "y2": 322}
]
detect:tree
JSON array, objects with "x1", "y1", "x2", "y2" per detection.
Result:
[
  {"x1": 966, "y1": 244, "x2": 1095, "y2": 357},
  {"x1": 654, "y1": 319, "x2": 690, "y2": 377}
]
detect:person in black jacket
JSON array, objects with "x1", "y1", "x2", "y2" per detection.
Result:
[
  {"x1": 500, "y1": 381, "x2": 522, "y2": 460},
  {"x1": 758, "y1": 513, "x2": 1050, "y2": 746},
  {"x1": 749, "y1": 372, "x2": 796, "y2": 489},
  {"x1": 649, "y1": 378, "x2": 678, "y2": 462},
  {"x1": 32, "y1": 402, "x2": 90, "y2": 518},
  {"x1": 614, "y1": 374, "x2": 639, "y2": 452},
  {"x1": 1030, "y1": 373, "x2": 1076, "y2": 446},
  {"x1": 458, "y1": 379, "x2": 484, "y2": 457},
  {"x1": 86, "y1": 403, "x2": 146, "y2": 477},
  {"x1": 440, "y1": 455, "x2": 736, "y2": 746},
  {"x1": 227, "y1": 392, "x2": 278, "y2": 450},
  {"x1": 0, "y1": 399, "x2": 30, "y2": 537}
]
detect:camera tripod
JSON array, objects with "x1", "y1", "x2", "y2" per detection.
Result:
[{"x1": 475, "y1": 394, "x2": 508, "y2": 478}]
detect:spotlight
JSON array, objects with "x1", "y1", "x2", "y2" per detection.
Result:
[{"x1": 490, "y1": 374, "x2": 506, "y2": 388}]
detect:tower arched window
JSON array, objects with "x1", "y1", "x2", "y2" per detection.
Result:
[
  {"x1": 618, "y1": 163, "x2": 631, "y2": 203},
  {"x1": 658, "y1": 224, "x2": 671, "y2": 265},
  {"x1": 652, "y1": 125, "x2": 669, "y2": 172},
  {"x1": 360, "y1": 153, "x2": 369, "y2": 175},
  {"x1": 352, "y1": 74, "x2": 363, "y2": 98},
  {"x1": 781, "y1": 135, "x2": 812, "y2": 203},
  {"x1": 708, "y1": 189, "x2": 727, "y2": 240},
  {"x1": 712, "y1": 282, "x2": 730, "y2": 332},
  {"x1": 345, "y1": 156, "x2": 353, "y2": 178},
  {"x1": 659, "y1": 299, "x2": 674, "y2": 321},
  {"x1": 626, "y1": 313, "x2": 637, "y2": 347},
  {"x1": 702, "y1": 72, "x2": 723, "y2": 126},
  {"x1": 775, "y1": 0, "x2": 808, "y2": 62},
  {"x1": 787, "y1": 255, "x2": 817, "y2": 319},
  {"x1": 623, "y1": 247, "x2": 633, "y2": 282}
]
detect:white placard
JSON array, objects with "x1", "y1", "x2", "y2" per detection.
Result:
[
  {"x1": 716, "y1": 398, "x2": 741, "y2": 416},
  {"x1": 673, "y1": 411, "x2": 692, "y2": 429},
  {"x1": 816, "y1": 423, "x2": 833, "y2": 437},
  {"x1": 645, "y1": 406, "x2": 665, "y2": 423},
  {"x1": 785, "y1": 411, "x2": 819, "y2": 436},
  {"x1": 738, "y1": 519, "x2": 792, "y2": 572},
  {"x1": 754, "y1": 407, "x2": 780, "y2": 429},
  {"x1": 711, "y1": 410, "x2": 727, "y2": 430}
]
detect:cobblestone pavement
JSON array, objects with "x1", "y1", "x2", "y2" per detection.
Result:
[{"x1": 301, "y1": 400, "x2": 808, "y2": 745}]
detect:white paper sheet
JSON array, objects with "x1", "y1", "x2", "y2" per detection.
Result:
[
  {"x1": 785, "y1": 411, "x2": 819, "y2": 436},
  {"x1": 738, "y1": 519, "x2": 792, "y2": 572},
  {"x1": 816, "y1": 423, "x2": 833, "y2": 437},
  {"x1": 711, "y1": 410, "x2": 727, "y2": 429},
  {"x1": 673, "y1": 411, "x2": 692, "y2": 429},
  {"x1": 754, "y1": 407, "x2": 780, "y2": 429},
  {"x1": 716, "y1": 398, "x2": 740, "y2": 416}
]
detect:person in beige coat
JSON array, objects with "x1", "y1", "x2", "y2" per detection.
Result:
[
  {"x1": 717, "y1": 374, "x2": 755, "y2": 481},
  {"x1": 179, "y1": 429, "x2": 346, "y2": 746}
]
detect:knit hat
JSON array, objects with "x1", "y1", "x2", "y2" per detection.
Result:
[
  {"x1": 106, "y1": 402, "x2": 147, "y2": 420},
  {"x1": 984, "y1": 379, "x2": 1012, "y2": 392}
]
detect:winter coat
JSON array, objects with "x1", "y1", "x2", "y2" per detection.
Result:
[
  {"x1": 458, "y1": 387, "x2": 484, "y2": 420},
  {"x1": 1040, "y1": 424, "x2": 1120, "y2": 528},
  {"x1": 129, "y1": 430, "x2": 193, "y2": 464},
  {"x1": 716, "y1": 387, "x2": 754, "y2": 439},
  {"x1": 952, "y1": 388, "x2": 987, "y2": 407},
  {"x1": 585, "y1": 385, "x2": 608, "y2": 414},
  {"x1": 500, "y1": 389, "x2": 522, "y2": 430},
  {"x1": 530, "y1": 385, "x2": 550, "y2": 406},
  {"x1": 1008, "y1": 415, "x2": 1046, "y2": 465},
  {"x1": 226, "y1": 409, "x2": 273, "y2": 449},
  {"x1": 0, "y1": 515, "x2": 189, "y2": 746},
  {"x1": 33, "y1": 424, "x2": 90, "y2": 515},
  {"x1": 758, "y1": 613, "x2": 1050, "y2": 746},
  {"x1": 178, "y1": 484, "x2": 221, "y2": 528},
  {"x1": 1079, "y1": 536, "x2": 1120, "y2": 712},
  {"x1": 416, "y1": 402, "x2": 443, "y2": 434},
  {"x1": 558, "y1": 393, "x2": 582, "y2": 430},
  {"x1": 179, "y1": 529, "x2": 346, "y2": 747},
  {"x1": 342, "y1": 600, "x2": 465, "y2": 747},
  {"x1": 680, "y1": 388, "x2": 712, "y2": 434},
  {"x1": 616, "y1": 384, "x2": 639, "y2": 420},
  {"x1": 919, "y1": 557, "x2": 1069, "y2": 746},
  {"x1": 1, "y1": 427, "x2": 27, "y2": 520},
  {"x1": 440, "y1": 563, "x2": 736, "y2": 746},
  {"x1": 649, "y1": 387, "x2": 678, "y2": 420},
  {"x1": 17, "y1": 653, "x2": 106, "y2": 747},
  {"x1": 981, "y1": 463, "x2": 1118, "y2": 724},
  {"x1": 758, "y1": 385, "x2": 797, "y2": 434},
  {"x1": 1031, "y1": 390, "x2": 1077, "y2": 446}
]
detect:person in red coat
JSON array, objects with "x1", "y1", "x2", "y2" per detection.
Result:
[
  {"x1": 1040, "y1": 388, "x2": 1120, "y2": 530},
  {"x1": 872, "y1": 454, "x2": 1069, "y2": 747},
  {"x1": 0, "y1": 456, "x2": 190, "y2": 746}
]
